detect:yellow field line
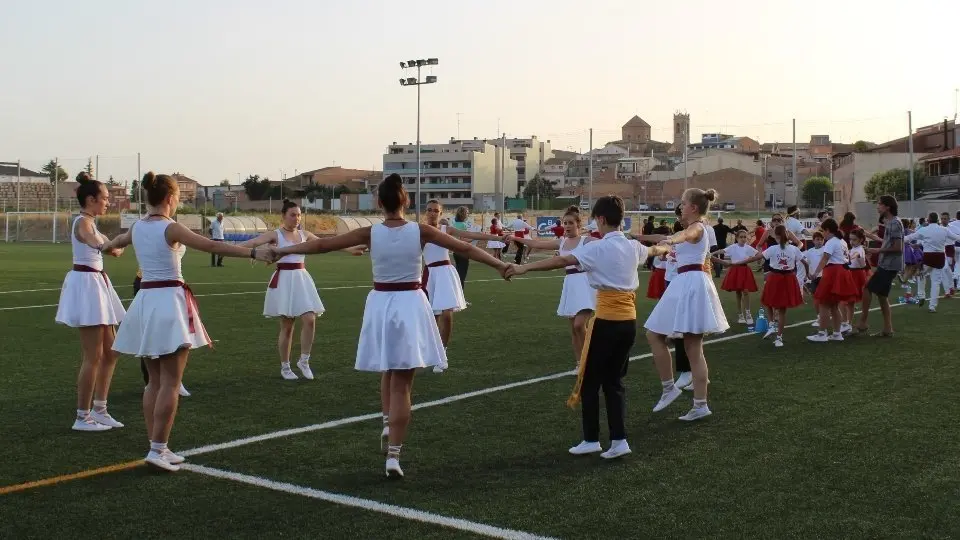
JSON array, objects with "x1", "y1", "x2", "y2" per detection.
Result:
[{"x1": 0, "y1": 460, "x2": 142, "y2": 495}]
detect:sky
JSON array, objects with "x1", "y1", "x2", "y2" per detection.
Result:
[{"x1": 2, "y1": 0, "x2": 957, "y2": 185}]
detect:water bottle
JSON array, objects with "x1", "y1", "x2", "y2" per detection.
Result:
[
  {"x1": 897, "y1": 296, "x2": 905, "y2": 304},
  {"x1": 754, "y1": 308, "x2": 768, "y2": 335}
]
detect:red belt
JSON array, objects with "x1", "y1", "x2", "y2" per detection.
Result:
[
  {"x1": 421, "y1": 259, "x2": 451, "y2": 299},
  {"x1": 565, "y1": 268, "x2": 583, "y2": 275},
  {"x1": 139, "y1": 280, "x2": 209, "y2": 341},
  {"x1": 678, "y1": 264, "x2": 705, "y2": 274},
  {"x1": 72, "y1": 264, "x2": 109, "y2": 286},
  {"x1": 268, "y1": 262, "x2": 305, "y2": 289},
  {"x1": 373, "y1": 282, "x2": 421, "y2": 292}
]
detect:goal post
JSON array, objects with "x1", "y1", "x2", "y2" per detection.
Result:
[{"x1": 2, "y1": 212, "x2": 73, "y2": 243}]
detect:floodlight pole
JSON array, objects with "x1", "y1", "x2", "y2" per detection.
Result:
[{"x1": 399, "y1": 58, "x2": 438, "y2": 222}]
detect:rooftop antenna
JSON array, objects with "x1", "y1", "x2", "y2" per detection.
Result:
[{"x1": 954, "y1": 88, "x2": 958, "y2": 122}]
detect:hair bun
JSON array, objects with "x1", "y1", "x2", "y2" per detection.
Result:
[
  {"x1": 142, "y1": 171, "x2": 156, "y2": 189},
  {"x1": 704, "y1": 189, "x2": 717, "y2": 202},
  {"x1": 76, "y1": 171, "x2": 92, "y2": 184},
  {"x1": 566, "y1": 205, "x2": 580, "y2": 214},
  {"x1": 282, "y1": 198, "x2": 291, "y2": 204}
]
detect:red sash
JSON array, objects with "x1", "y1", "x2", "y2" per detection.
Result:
[
  {"x1": 139, "y1": 280, "x2": 209, "y2": 343},
  {"x1": 72, "y1": 264, "x2": 109, "y2": 286},
  {"x1": 268, "y1": 263, "x2": 305, "y2": 289},
  {"x1": 565, "y1": 268, "x2": 583, "y2": 275},
  {"x1": 421, "y1": 260, "x2": 452, "y2": 299},
  {"x1": 922, "y1": 252, "x2": 946, "y2": 269},
  {"x1": 373, "y1": 282, "x2": 421, "y2": 292},
  {"x1": 678, "y1": 264, "x2": 705, "y2": 274}
]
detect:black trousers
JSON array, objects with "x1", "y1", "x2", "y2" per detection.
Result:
[
  {"x1": 211, "y1": 239, "x2": 224, "y2": 266},
  {"x1": 711, "y1": 245, "x2": 722, "y2": 277},
  {"x1": 513, "y1": 243, "x2": 525, "y2": 264},
  {"x1": 452, "y1": 253, "x2": 469, "y2": 289},
  {"x1": 664, "y1": 280, "x2": 691, "y2": 373},
  {"x1": 133, "y1": 276, "x2": 150, "y2": 385},
  {"x1": 581, "y1": 318, "x2": 636, "y2": 442}
]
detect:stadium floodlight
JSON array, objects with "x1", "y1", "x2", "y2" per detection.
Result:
[
  {"x1": 396, "y1": 57, "x2": 440, "y2": 221},
  {"x1": 400, "y1": 62, "x2": 406, "y2": 68},
  {"x1": 425, "y1": 76, "x2": 437, "y2": 84},
  {"x1": 427, "y1": 58, "x2": 438, "y2": 65}
]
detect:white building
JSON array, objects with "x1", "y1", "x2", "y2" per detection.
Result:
[
  {"x1": 383, "y1": 140, "x2": 518, "y2": 209},
  {"x1": 485, "y1": 136, "x2": 552, "y2": 193}
]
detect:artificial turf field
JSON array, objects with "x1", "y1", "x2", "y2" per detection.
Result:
[{"x1": 1, "y1": 242, "x2": 958, "y2": 539}]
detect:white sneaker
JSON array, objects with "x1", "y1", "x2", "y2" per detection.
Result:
[
  {"x1": 145, "y1": 450, "x2": 180, "y2": 472},
  {"x1": 828, "y1": 332, "x2": 844, "y2": 342},
  {"x1": 433, "y1": 360, "x2": 448, "y2": 374},
  {"x1": 810, "y1": 320, "x2": 820, "y2": 327},
  {"x1": 385, "y1": 457, "x2": 404, "y2": 478},
  {"x1": 679, "y1": 405, "x2": 712, "y2": 421},
  {"x1": 746, "y1": 314, "x2": 754, "y2": 325},
  {"x1": 774, "y1": 336, "x2": 784, "y2": 348},
  {"x1": 281, "y1": 364, "x2": 298, "y2": 380},
  {"x1": 675, "y1": 372, "x2": 693, "y2": 390},
  {"x1": 297, "y1": 359, "x2": 314, "y2": 380},
  {"x1": 929, "y1": 307, "x2": 937, "y2": 313},
  {"x1": 601, "y1": 440, "x2": 632, "y2": 460},
  {"x1": 683, "y1": 382, "x2": 695, "y2": 391},
  {"x1": 89, "y1": 409, "x2": 124, "y2": 428},
  {"x1": 178, "y1": 383, "x2": 191, "y2": 397},
  {"x1": 737, "y1": 314, "x2": 746, "y2": 324},
  {"x1": 568, "y1": 441, "x2": 603, "y2": 455},
  {"x1": 71, "y1": 415, "x2": 111, "y2": 432},
  {"x1": 840, "y1": 322, "x2": 853, "y2": 335},
  {"x1": 806, "y1": 332, "x2": 829, "y2": 343},
  {"x1": 763, "y1": 326, "x2": 778, "y2": 339},
  {"x1": 653, "y1": 385, "x2": 682, "y2": 412},
  {"x1": 162, "y1": 448, "x2": 185, "y2": 465}
]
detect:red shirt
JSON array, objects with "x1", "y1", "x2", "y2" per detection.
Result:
[{"x1": 551, "y1": 224, "x2": 564, "y2": 238}]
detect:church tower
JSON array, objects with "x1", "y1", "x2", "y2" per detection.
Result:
[{"x1": 672, "y1": 111, "x2": 690, "y2": 155}]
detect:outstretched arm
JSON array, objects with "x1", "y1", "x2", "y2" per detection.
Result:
[
  {"x1": 420, "y1": 225, "x2": 506, "y2": 272},
  {"x1": 166, "y1": 222, "x2": 271, "y2": 261},
  {"x1": 510, "y1": 236, "x2": 561, "y2": 250},
  {"x1": 511, "y1": 254, "x2": 579, "y2": 274},
  {"x1": 274, "y1": 227, "x2": 371, "y2": 256},
  {"x1": 100, "y1": 229, "x2": 132, "y2": 256},
  {"x1": 238, "y1": 230, "x2": 277, "y2": 248},
  {"x1": 447, "y1": 226, "x2": 506, "y2": 243}
]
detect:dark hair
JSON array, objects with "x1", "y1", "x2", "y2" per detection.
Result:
[
  {"x1": 563, "y1": 205, "x2": 581, "y2": 225},
  {"x1": 840, "y1": 212, "x2": 856, "y2": 228},
  {"x1": 75, "y1": 171, "x2": 104, "y2": 207},
  {"x1": 426, "y1": 199, "x2": 441, "y2": 207},
  {"x1": 774, "y1": 224, "x2": 788, "y2": 249},
  {"x1": 281, "y1": 198, "x2": 298, "y2": 215},
  {"x1": 786, "y1": 205, "x2": 799, "y2": 216},
  {"x1": 673, "y1": 219, "x2": 685, "y2": 233},
  {"x1": 756, "y1": 219, "x2": 764, "y2": 227},
  {"x1": 377, "y1": 173, "x2": 408, "y2": 213},
  {"x1": 850, "y1": 229, "x2": 866, "y2": 244},
  {"x1": 812, "y1": 230, "x2": 824, "y2": 240},
  {"x1": 956, "y1": 211, "x2": 960, "y2": 220},
  {"x1": 674, "y1": 206, "x2": 682, "y2": 217},
  {"x1": 928, "y1": 212, "x2": 939, "y2": 224},
  {"x1": 591, "y1": 195, "x2": 624, "y2": 227},
  {"x1": 816, "y1": 210, "x2": 828, "y2": 220},
  {"x1": 878, "y1": 194, "x2": 898, "y2": 216},
  {"x1": 682, "y1": 188, "x2": 717, "y2": 215},
  {"x1": 717, "y1": 217, "x2": 723, "y2": 223},
  {"x1": 820, "y1": 217, "x2": 840, "y2": 236},
  {"x1": 454, "y1": 206, "x2": 468, "y2": 222},
  {"x1": 141, "y1": 171, "x2": 178, "y2": 207}
]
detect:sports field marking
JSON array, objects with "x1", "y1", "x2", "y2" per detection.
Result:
[
  {"x1": 0, "y1": 280, "x2": 395, "y2": 294},
  {"x1": 0, "y1": 460, "x2": 143, "y2": 495},
  {"x1": 182, "y1": 463, "x2": 557, "y2": 540},
  {"x1": 0, "y1": 275, "x2": 562, "y2": 311}
]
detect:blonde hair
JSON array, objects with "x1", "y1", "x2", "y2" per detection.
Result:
[{"x1": 682, "y1": 188, "x2": 717, "y2": 216}]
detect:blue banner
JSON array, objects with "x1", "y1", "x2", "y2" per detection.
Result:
[{"x1": 537, "y1": 216, "x2": 632, "y2": 233}]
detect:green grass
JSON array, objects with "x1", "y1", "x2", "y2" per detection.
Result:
[{"x1": 1, "y1": 242, "x2": 958, "y2": 539}]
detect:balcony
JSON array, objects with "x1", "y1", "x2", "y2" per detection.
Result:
[
  {"x1": 419, "y1": 182, "x2": 472, "y2": 190},
  {"x1": 383, "y1": 166, "x2": 472, "y2": 174}
]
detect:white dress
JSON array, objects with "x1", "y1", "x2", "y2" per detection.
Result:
[
  {"x1": 55, "y1": 216, "x2": 126, "y2": 327},
  {"x1": 645, "y1": 222, "x2": 729, "y2": 335},
  {"x1": 113, "y1": 219, "x2": 212, "y2": 358},
  {"x1": 355, "y1": 223, "x2": 446, "y2": 372},
  {"x1": 423, "y1": 225, "x2": 467, "y2": 314},
  {"x1": 262, "y1": 229, "x2": 325, "y2": 318},
  {"x1": 556, "y1": 236, "x2": 597, "y2": 317}
]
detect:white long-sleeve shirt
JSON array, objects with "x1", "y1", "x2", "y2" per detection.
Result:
[{"x1": 904, "y1": 224, "x2": 960, "y2": 253}]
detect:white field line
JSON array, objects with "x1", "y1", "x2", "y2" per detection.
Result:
[
  {"x1": 181, "y1": 464, "x2": 557, "y2": 540},
  {"x1": 179, "y1": 299, "x2": 922, "y2": 459},
  {"x1": 0, "y1": 280, "x2": 376, "y2": 294},
  {"x1": 0, "y1": 276, "x2": 562, "y2": 311}
]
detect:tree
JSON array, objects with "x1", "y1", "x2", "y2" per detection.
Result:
[
  {"x1": 84, "y1": 157, "x2": 94, "y2": 176},
  {"x1": 863, "y1": 167, "x2": 927, "y2": 202},
  {"x1": 242, "y1": 174, "x2": 273, "y2": 200},
  {"x1": 41, "y1": 159, "x2": 68, "y2": 184},
  {"x1": 106, "y1": 175, "x2": 120, "y2": 186},
  {"x1": 801, "y1": 176, "x2": 833, "y2": 207},
  {"x1": 853, "y1": 140, "x2": 870, "y2": 152},
  {"x1": 219, "y1": 179, "x2": 231, "y2": 187},
  {"x1": 522, "y1": 174, "x2": 554, "y2": 200}
]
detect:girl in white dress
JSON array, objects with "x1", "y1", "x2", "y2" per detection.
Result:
[
  {"x1": 241, "y1": 200, "x2": 363, "y2": 380},
  {"x1": 423, "y1": 200, "x2": 507, "y2": 373},
  {"x1": 510, "y1": 206, "x2": 598, "y2": 367},
  {"x1": 55, "y1": 172, "x2": 127, "y2": 432},
  {"x1": 271, "y1": 174, "x2": 508, "y2": 478},
  {"x1": 103, "y1": 172, "x2": 273, "y2": 472},
  {"x1": 645, "y1": 188, "x2": 729, "y2": 422}
]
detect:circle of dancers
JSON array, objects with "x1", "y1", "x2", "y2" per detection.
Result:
[{"x1": 54, "y1": 170, "x2": 960, "y2": 475}]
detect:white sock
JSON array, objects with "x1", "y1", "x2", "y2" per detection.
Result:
[
  {"x1": 299, "y1": 354, "x2": 310, "y2": 363},
  {"x1": 281, "y1": 361, "x2": 291, "y2": 369},
  {"x1": 76, "y1": 408, "x2": 90, "y2": 419},
  {"x1": 382, "y1": 414, "x2": 389, "y2": 426},
  {"x1": 92, "y1": 400, "x2": 107, "y2": 413},
  {"x1": 387, "y1": 444, "x2": 402, "y2": 459},
  {"x1": 661, "y1": 379, "x2": 675, "y2": 391},
  {"x1": 150, "y1": 441, "x2": 168, "y2": 453},
  {"x1": 693, "y1": 398, "x2": 708, "y2": 409}
]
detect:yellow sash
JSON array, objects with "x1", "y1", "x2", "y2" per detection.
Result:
[{"x1": 568, "y1": 290, "x2": 637, "y2": 407}]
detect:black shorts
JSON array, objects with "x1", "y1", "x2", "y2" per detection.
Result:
[{"x1": 866, "y1": 268, "x2": 898, "y2": 298}]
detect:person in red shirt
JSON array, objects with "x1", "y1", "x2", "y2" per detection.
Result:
[{"x1": 551, "y1": 221, "x2": 565, "y2": 238}]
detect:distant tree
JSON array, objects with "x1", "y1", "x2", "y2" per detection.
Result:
[
  {"x1": 84, "y1": 157, "x2": 94, "y2": 176},
  {"x1": 801, "y1": 176, "x2": 833, "y2": 207},
  {"x1": 863, "y1": 167, "x2": 927, "y2": 202},
  {"x1": 130, "y1": 179, "x2": 139, "y2": 198},
  {"x1": 219, "y1": 179, "x2": 231, "y2": 187},
  {"x1": 242, "y1": 174, "x2": 273, "y2": 200},
  {"x1": 106, "y1": 175, "x2": 120, "y2": 186},
  {"x1": 853, "y1": 140, "x2": 870, "y2": 152},
  {"x1": 522, "y1": 174, "x2": 554, "y2": 200},
  {"x1": 41, "y1": 159, "x2": 69, "y2": 184}
]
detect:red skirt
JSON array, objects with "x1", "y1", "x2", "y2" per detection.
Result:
[
  {"x1": 848, "y1": 267, "x2": 869, "y2": 299},
  {"x1": 814, "y1": 264, "x2": 859, "y2": 304},
  {"x1": 720, "y1": 265, "x2": 758, "y2": 292},
  {"x1": 761, "y1": 271, "x2": 804, "y2": 309},
  {"x1": 646, "y1": 267, "x2": 667, "y2": 299}
]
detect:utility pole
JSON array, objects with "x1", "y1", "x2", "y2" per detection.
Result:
[
  {"x1": 588, "y1": 128, "x2": 593, "y2": 206},
  {"x1": 908, "y1": 110, "x2": 915, "y2": 203},
  {"x1": 792, "y1": 118, "x2": 797, "y2": 211}
]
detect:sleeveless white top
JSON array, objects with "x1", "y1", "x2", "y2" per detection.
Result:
[
  {"x1": 371, "y1": 222, "x2": 422, "y2": 283},
  {"x1": 675, "y1": 222, "x2": 710, "y2": 266},
  {"x1": 275, "y1": 228, "x2": 307, "y2": 264},
  {"x1": 71, "y1": 216, "x2": 105, "y2": 270},
  {"x1": 133, "y1": 219, "x2": 185, "y2": 282},
  {"x1": 558, "y1": 236, "x2": 585, "y2": 270},
  {"x1": 422, "y1": 224, "x2": 451, "y2": 265}
]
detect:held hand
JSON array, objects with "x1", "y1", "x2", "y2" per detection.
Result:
[
  {"x1": 254, "y1": 246, "x2": 277, "y2": 264},
  {"x1": 106, "y1": 247, "x2": 124, "y2": 258},
  {"x1": 498, "y1": 262, "x2": 512, "y2": 281}
]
